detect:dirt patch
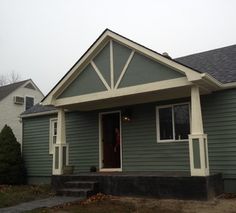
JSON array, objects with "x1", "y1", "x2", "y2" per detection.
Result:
[
  {"x1": 28, "y1": 193, "x2": 236, "y2": 213},
  {"x1": 115, "y1": 196, "x2": 236, "y2": 213}
]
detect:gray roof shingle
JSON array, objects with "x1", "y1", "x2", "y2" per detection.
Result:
[
  {"x1": 175, "y1": 44, "x2": 236, "y2": 83},
  {"x1": 0, "y1": 80, "x2": 29, "y2": 101},
  {"x1": 21, "y1": 103, "x2": 56, "y2": 116}
]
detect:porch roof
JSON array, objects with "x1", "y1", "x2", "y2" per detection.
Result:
[{"x1": 41, "y1": 29, "x2": 227, "y2": 109}]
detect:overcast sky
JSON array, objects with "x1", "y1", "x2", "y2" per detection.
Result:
[{"x1": 1, "y1": 0, "x2": 236, "y2": 94}]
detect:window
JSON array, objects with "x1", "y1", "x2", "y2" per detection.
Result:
[
  {"x1": 156, "y1": 103, "x2": 190, "y2": 142},
  {"x1": 25, "y1": 96, "x2": 34, "y2": 110},
  {"x1": 49, "y1": 118, "x2": 57, "y2": 154}
]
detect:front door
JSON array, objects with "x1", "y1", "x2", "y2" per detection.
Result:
[{"x1": 100, "y1": 112, "x2": 121, "y2": 170}]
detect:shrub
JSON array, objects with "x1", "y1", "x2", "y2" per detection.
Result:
[{"x1": 0, "y1": 125, "x2": 26, "y2": 184}]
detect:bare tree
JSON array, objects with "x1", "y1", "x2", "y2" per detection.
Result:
[
  {"x1": 8, "y1": 71, "x2": 21, "y2": 84},
  {"x1": 0, "y1": 71, "x2": 21, "y2": 86},
  {"x1": 0, "y1": 75, "x2": 8, "y2": 86}
]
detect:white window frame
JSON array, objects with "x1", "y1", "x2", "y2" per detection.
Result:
[
  {"x1": 25, "y1": 95, "x2": 35, "y2": 111},
  {"x1": 156, "y1": 102, "x2": 190, "y2": 143},
  {"x1": 49, "y1": 118, "x2": 57, "y2": 154}
]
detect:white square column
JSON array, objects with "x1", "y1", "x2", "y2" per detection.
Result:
[
  {"x1": 189, "y1": 85, "x2": 209, "y2": 176},
  {"x1": 53, "y1": 108, "x2": 68, "y2": 175}
]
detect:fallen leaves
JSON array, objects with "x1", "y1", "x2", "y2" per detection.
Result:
[{"x1": 79, "y1": 193, "x2": 113, "y2": 205}]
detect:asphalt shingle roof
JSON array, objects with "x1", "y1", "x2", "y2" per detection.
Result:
[
  {"x1": 0, "y1": 80, "x2": 29, "y2": 102},
  {"x1": 175, "y1": 44, "x2": 236, "y2": 83},
  {"x1": 21, "y1": 103, "x2": 56, "y2": 115}
]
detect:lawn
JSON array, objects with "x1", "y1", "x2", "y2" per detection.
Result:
[{"x1": 0, "y1": 185, "x2": 55, "y2": 208}]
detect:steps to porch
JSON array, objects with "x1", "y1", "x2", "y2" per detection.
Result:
[{"x1": 56, "y1": 181, "x2": 99, "y2": 198}]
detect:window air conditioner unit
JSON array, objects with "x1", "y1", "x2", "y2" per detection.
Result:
[{"x1": 14, "y1": 96, "x2": 24, "y2": 105}]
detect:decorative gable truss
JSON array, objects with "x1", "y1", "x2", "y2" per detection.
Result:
[{"x1": 42, "y1": 30, "x2": 222, "y2": 107}]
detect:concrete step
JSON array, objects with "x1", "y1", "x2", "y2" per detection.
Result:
[
  {"x1": 64, "y1": 181, "x2": 98, "y2": 189},
  {"x1": 56, "y1": 188, "x2": 94, "y2": 197}
]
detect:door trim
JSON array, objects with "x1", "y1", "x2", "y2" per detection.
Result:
[{"x1": 99, "y1": 110, "x2": 122, "y2": 172}]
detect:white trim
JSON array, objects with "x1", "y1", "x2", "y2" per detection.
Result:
[
  {"x1": 114, "y1": 50, "x2": 135, "y2": 89},
  {"x1": 49, "y1": 118, "x2": 57, "y2": 154},
  {"x1": 156, "y1": 102, "x2": 190, "y2": 143},
  {"x1": 110, "y1": 40, "x2": 114, "y2": 89},
  {"x1": 191, "y1": 85, "x2": 203, "y2": 134},
  {"x1": 52, "y1": 143, "x2": 69, "y2": 175},
  {"x1": 99, "y1": 110, "x2": 122, "y2": 172},
  {"x1": 54, "y1": 77, "x2": 192, "y2": 107},
  {"x1": 91, "y1": 61, "x2": 111, "y2": 90},
  {"x1": 188, "y1": 134, "x2": 209, "y2": 176},
  {"x1": 100, "y1": 168, "x2": 122, "y2": 172}
]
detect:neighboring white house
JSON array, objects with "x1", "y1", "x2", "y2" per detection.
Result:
[{"x1": 0, "y1": 79, "x2": 44, "y2": 143}]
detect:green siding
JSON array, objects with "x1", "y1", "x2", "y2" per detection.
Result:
[
  {"x1": 202, "y1": 89, "x2": 236, "y2": 179},
  {"x1": 58, "y1": 64, "x2": 106, "y2": 98},
  {"x1": 118, "y1": 52, "x2": 184, "y2": 88},
  {"x1": 122, "y1": 103, "x2": 190, "y2": 171},
  {"x1": 23, "y1": 89, "x2": 236, "y2": 191},
  {"x1": 66, "y1": 111, "x2": 99, "y2": 173},
  {"x1": 113, "y1": 41, "x2": 132, "y2": 84},
  {"x1": 93, "y1": 43, "x2": 111, "y2": 86},
  {"x1": 65, "y1": 100, "x2": 190, "y2": 173},
  {"x1": 192, "y1": 139, "x2": 201, "y2": 169},
  {"x1": 22, "y1": 115, "x2": 54, "y2": 182}
]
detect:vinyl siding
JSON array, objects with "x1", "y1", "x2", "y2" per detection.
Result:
[
  {"x1": 122, "y1": 103, "x2": 190, "y2": 172},
  {"x1": 202, "y1": 89, "x2": 236, "y2": 179},
  {"x1": 22, "y1": 115, "x2": 54, "y2": 182},
  {"x1": 22, "y1": 89, "x2": 236, "y2": 186},
  {"x1": 66, "y1": 111, "x2": 99, "y2": 173}
]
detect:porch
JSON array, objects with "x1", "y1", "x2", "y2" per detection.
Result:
[
  {"x1": 52, "y1": 172, "x2": 223, "y2": 200},
  {"x1": 43, "y1": 31, "x2": 228, "y2": 188}
]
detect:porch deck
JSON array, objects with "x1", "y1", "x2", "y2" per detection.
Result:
[{"x1": 52, "y1": 172, "x2": 223, "y2": 200}]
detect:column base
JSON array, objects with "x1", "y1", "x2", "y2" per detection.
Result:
[
  {"x1": 52, "y1": 143, "x2": 69, "y2": 175},
  {"x1": 189, "y1": 134, "x2": 209, "y2": 176}
]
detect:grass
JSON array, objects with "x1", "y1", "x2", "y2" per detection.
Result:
[{"x1": 0, "y1": 185, "x2": 55, "y2": 208}]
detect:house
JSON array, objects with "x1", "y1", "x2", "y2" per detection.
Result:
[
  {"x1": 21, "y1": 29, "x2": 236, "y2": 199},
  {"x1": 0, "y1": 79, "x2": 44, "y2": 143}
]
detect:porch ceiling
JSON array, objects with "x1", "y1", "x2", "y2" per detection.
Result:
[{"x1": 63, "y1": 85, "x2": 196, "y2": 111}]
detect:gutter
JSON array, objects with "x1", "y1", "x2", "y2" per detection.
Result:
[{"x1": 201, "y1": 73, "x2": 236, "y2": 90}]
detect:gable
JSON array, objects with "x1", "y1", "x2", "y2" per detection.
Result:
[
  {"x1": 93, "y1": 42, "x2": 111, "y2": 86},
  {"x1": 118, "y1": 52, "x2": 184, "y2": 88},
  {"x1": 24, "y1": 82, "x2": 36, "y2": 90},
  {"x1": 58, "y1": 64, "x2": 107, "y2": 98},
  {"x1": 57, "y1": 40, "x2": 185, "y2": 99}
]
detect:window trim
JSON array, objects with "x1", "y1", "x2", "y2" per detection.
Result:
[
  {"x1": 25, "y1": 95, "x2": 35, "y2": 111},
  {"x1": 49, "y1": 118, "x2": 58, "y2": 154},
  {"x1": 156, "y1": 102, "x2": 190, "y2": 143}
]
